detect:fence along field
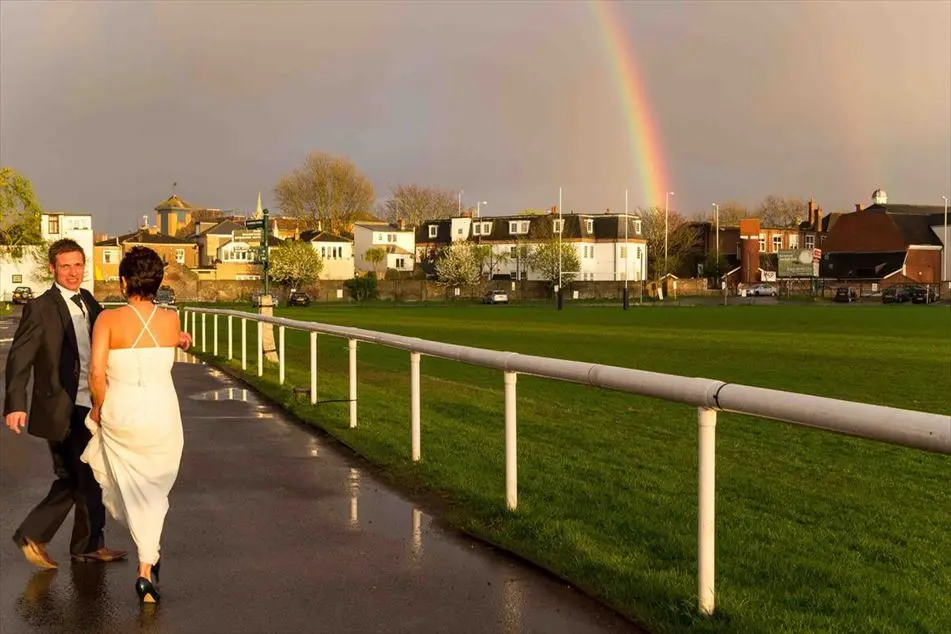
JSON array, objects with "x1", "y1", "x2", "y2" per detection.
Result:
[{"x1": 184, "y1": 304, "x2": 950, "y2": 634}]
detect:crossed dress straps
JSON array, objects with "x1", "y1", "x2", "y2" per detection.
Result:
[{"x1": 129, "y1": 305, "x2": 160, "y2": 348}]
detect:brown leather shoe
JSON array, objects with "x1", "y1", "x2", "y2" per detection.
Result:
[
  {"x1": 20, "y1": 538, "x2": 58, "y2": 570},
  {"x1": 72, "y1": 547, "x2": 128, "y2": 563}
]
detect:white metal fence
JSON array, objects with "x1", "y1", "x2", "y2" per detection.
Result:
[{"x1": 181, "y1": 306, "x2": 951, "y2": 617}]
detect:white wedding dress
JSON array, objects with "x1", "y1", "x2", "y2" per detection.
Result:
[{"x1": 81, "y1": 305, "x2": 184, "y2": 565}]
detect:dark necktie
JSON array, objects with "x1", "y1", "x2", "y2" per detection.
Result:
[{"x1": 70, "y1": 294, "x2": 91, "y2": 333}]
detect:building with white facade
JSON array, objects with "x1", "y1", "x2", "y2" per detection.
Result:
[
  {"x1": 299, "y1": 229, "x2": 355, "y2": 280},
  {"x1": 352, "y1": 222, "x2": 416, "y2": 274},
  {"x1": 1, "y1": 212, "x2": 94, "y2": 301},
  {"x1": 415, "y1": 211, "x2": 648, "y2": 282}
]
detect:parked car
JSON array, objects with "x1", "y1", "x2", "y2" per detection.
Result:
[
  {"x1": 482, "y1": 290, "x2": 509, "y2": 304},
  {"x1": 748, "y1": 283, "x2": 778, "y2": 297},
  {"x1": 11, "y1": 286, "x2": 34, "y2": 304},
  {"x1": 287, "y1": 290, "x2": 311, "y2": 307},
  {"x1": 909, "y1": 285, "x2": 939, "y2": 304},
  {"x1": 881, "y1": 286, "x2": 911, "y2": 304},
  {"x1": 154, "y1": 286, "x2": 176, "y2": 306},
  {"x1": 251, "y1": 292, "x2": 278, "y2": 308},
  {"x1": 833, "y1": 287, "x2": 859, "y2": 303}
]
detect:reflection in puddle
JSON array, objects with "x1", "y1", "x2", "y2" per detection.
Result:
[
  {"x1": 191, "y1": 388, "x2": 257, "y2": 402},
  {"x1": 411, "y1": 508, "x2": 423, "y2": 566},
  {"x1": 501, "y1": 578, "x2": 524, "y2": 634},
  {"x1": 349, "y1": 468, "x2": 360, "y2": 529}
]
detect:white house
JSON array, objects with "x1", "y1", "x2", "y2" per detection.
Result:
[
  {"x1": 414, "y1": 212, "x2": 647, "y2": 283},
  {"x1": 1, "y1": 212, "x2": 94, "y2": 301},
  {"x1": 300, "y1": 229, "x2": 355, "y2": 280},
  {"x1": 352, "y1": 221, "x2": 416, "y2": 274}
]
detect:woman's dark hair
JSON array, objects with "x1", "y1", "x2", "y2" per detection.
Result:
[{"x1": 119, "y1": 246, "x2": 165, "y2": 300}]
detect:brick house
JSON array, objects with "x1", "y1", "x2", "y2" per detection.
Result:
[
  {"x1": 820, "y1": 190, "x2": 945, "y2": 284},
  {"x1": 93, "y1": 231, "x2": 200, "y2": 282}
]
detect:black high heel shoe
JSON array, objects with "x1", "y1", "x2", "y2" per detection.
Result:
[{"x1": 135, "y1": 577, "x2": 160, "y2": 604}]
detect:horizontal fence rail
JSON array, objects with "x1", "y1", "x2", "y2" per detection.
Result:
[{"x1": 182, "y1": 306, "x2": 951, "y2": 617}]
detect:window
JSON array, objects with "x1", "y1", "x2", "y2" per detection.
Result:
[
  {"x1": 585, "y1": 219, "x2": 594, "y2": 233},
  {"x1": 634, "y1": 220, "x2": 642, "y2": 235},
  {"x1": 473, "y1": 221, "x2": 491, "y2": 236},
  {"x1": 375, "y1": 233, "x2": 383, "y2": 242},
  {"x1": 12, "y1": 274, "x2": 22, "y2": 283},
  {"x1": 457, "y1": 227, "x2": 463, "y2": 235},
  {"x1": 387, "y1": 233, "x2": 396, "y2": 243},
  {"x1": 48, "y1": 216, "x2": 60, "y2": 234},
  {"x1": 510, "y1": 246, "x2": 517, "y2": 258},
  {"x1": 428, "y1": 225, "x2": 438, "y2": 238},
  {"x1": 176, "y1": 249, "x2": 185, "y2": 264},
  {"x1": 508, "y1": 221, "x2": 529, "y2": 235},
  {"x1": 103, "y1": 250, "x2": 114, "y2": 264},
  {"x1": 66, "y1": 217, "x2": 90, "y2": 231},
  {"x1": 553, "y1": 219, "x2": 564, "y2": 233},
  {"x1": 805, "y1": 234, "x2": 815, "y2": 249},
  {"x1": 772, "y1": 235, "x2": 782, "y2": 252},
  {"x1": 637, "y1": 247, "x2": 643, "y2": 260},
  {"x1": 396, "y1": 257, "x2": 405, "y2": 269},
  {"x1": 789, "y1": 234, "x2": 799, "y2": 249},
  {"x1": 759, "y1": 233, "x2": 766, "y2": 252},
  {"x1": 620, "y1": 246, "x2": 628, "y2": 258}
]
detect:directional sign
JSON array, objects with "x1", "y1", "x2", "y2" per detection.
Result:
[{"x1": 246, "y1": 219, "x2": 264, "y2": 230}]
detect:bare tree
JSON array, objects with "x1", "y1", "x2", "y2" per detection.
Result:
[
  {"x1": 756, "y1": 195, "x2": 808, "y2": 228},
  {"x1": 638, "y1": 206, "x2": 698, "y2": 279},
  {"x1": 383, "y1": 184, "x2": 458, "y2": 226},
  {"x1": 704, "y1": 201, "x2": 752, "y2": 226},
  {"x1": 274, "y1": 151, "x2": 375, "y2": 234}
]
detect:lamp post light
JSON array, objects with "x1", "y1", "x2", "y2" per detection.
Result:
[
  {"x1": 477, "y1": 201, "x2": 487, "y2": 218},
  {"x1": 665, "y1": 191, "x2": 675, "y2": 276}
]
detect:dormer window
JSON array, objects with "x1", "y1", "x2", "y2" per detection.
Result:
[
  {"x1": 428, "y1": 225, "x2": 438, "y2": 238},
  {"x1": 634, "y1": 220, "x2": 642, "y2": 235},
  {"x1": 472, "y1": 221, "x2": 492, "y2": 236},
  {"x1": 508, "y1": 220, "x2": 530, "y2": 235},
  {"x1": 553, "y1": 219, "x2": 564, "y2": 233},
  {"x1": 585, "y1": 219, "x2": 594, "y2": 233}
]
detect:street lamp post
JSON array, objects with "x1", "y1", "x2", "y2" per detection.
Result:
[
  {"x1": 665, "y1": 191, "x2": 675, "y2": 276},
  {"x1": 943, "y1": 195, "x2": 949, "y2": 290},
  {"x1": 458, "y1": 190, "x2": 463, "y2": 215},
  {"x1": 558, "y1": 187, "x2": 563, "y2": 310},
  {"x1": 712, "y1": 203, "x2": 720, "y2": 276},
  {"x1": 477, "y1": 201, "x2": 487, "y2": 218}
]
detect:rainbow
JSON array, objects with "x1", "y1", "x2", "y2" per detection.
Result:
[{"x1": 589, "y1": 0, "x2": 669, "y2": 208}]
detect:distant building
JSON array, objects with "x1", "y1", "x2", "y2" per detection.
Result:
[
  {"x1": 299, "y1": 229, "x2": 355, "y2": 280},
  {"x1": 1, "y1": 212, "x2": 94, "y2": 301},
  {"x1": 94, "y1": 230, "x2": 200, "y2": 282},
  {"x1": 353, "y1": 221, "x2": 416, "y2": 274}
]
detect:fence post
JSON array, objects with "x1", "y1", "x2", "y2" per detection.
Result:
[
  {"x1": 257, "y1": 321, "x2": 263, "y2": 377},
  {"x1": 348, "y1": 339, "x2": 357, "y2": 428},
  {"x1": 310, "y1": 332, "x2": 317, "y2": 404},
  {"x1": 411, "y1": 352, "x2": 421, "y2": 462},
  {"x1": 504, "y1": 371, "x2": 518, "y2": 511},
  {"x1": 213, "y1": 314, "x2": 218, "y2": 357},
  {"x1": 241, "y1": 318, "x2": 247, "y2": 371},
  {"x1": 278, "y1": 326, "x2": 285, "y2": 385},
  {"x1": 190, "y1": 312, "x2": 196, "y2": 342},
  {"x1": 698, "y1": 407, "x2": 717, "y2": 616},
  {"x1": 201, "y1": 314, "x2": 206, "y2": 352},
  {"x1": 228, "y1": 315, "x2": 233, "y2": 360}
]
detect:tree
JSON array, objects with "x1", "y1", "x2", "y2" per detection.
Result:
[
  {"x1": 528, "y1": 237, "x2": 581, "y2": 288},
  {"x1": 0, "y1": 167, "x2": 44, "y2": 258},
  {"x1": 274, "y1": 151, "x2": 375, "y2": 234},
  {"x1": 705, "y1": 201, "x2": 752, "y2": 226},
  {"x1": 268, "y1": 241, "x2": 324, "y2": 289},
  {"x1": 471, "y1": 243, "x2": 509, "y2": 279},
  {"x1": 363, "y1": 246, "x2": 386, "y2": 275},
  {"x1": 756, "y1": 195, "x2": 807, "y2": 228},
  {"x1": 382, "y1": 184, "x2": 458, "y2": 226},
  {"x1": 434, "y1": 243, "x2": 482, "y2": 288},
  {"x1": 637, "y1": 206, "x2": 698, "y2": 279}
]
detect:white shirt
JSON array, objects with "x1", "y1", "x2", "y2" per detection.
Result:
[{"x1": 55, "y1": 283, "x2": 92, "y2": 408}]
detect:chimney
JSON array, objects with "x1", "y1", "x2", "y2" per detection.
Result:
[
  {"x1": 815, "y1": 208, "x2": 823, "y2": 233},
  {"x1": 605, "y1": 208, "x2": 611, "y2": 215},
  {"x1": 855, "y1": 203, "x2": 863, "y2": 213},
  {"x1": 808, "y1": 198, "x2": 815, "y2": 226},
  {"x1": 398, "y1": 218, "x2": 405, "y2": 231}
]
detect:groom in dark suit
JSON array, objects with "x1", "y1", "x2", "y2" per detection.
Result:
[{"x1": 4, "y1": 239, "x2": 128, "y2": 568}]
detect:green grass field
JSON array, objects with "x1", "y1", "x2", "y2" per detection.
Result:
[{"x1": 191, "y1": 303, "x2": 951, "y2": 634}]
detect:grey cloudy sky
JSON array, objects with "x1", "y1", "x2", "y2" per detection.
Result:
[{"x1": 1, "y1": 0, "x2": 949, "y2": 233}]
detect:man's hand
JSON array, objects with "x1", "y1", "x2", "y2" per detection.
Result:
[
  {"x1": 4, "y1": 412, "x2": 27, "y2": 434},
  {"x1": 178, "y1": 331, "x2": 192, "y2": 351}
]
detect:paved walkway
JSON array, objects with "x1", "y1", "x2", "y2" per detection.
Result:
[{"x1": 0, "y1": 317, "x2": 643, "y2": 634}]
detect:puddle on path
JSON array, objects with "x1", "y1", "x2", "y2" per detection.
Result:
[{"x1": 189, "y1": 387, "x2": 260, "y2": 403}]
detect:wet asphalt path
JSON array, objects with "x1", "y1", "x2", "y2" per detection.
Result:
[{"x1": 0, "y1": 317, "x2": 644, "y2": 634}]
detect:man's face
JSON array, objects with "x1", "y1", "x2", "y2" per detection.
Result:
[{"x1": 50, "y1": 251, "x2": 85, "y2": 292}]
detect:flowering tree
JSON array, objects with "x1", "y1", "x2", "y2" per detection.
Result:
[
  {"x1": 529, "y1": 238, "x2": 580, "y2": 288},
  {"x1": 268, "y1": 241, "x2": 323, "y2": 289},
  {"x1": 435, "y1": 242, "x2": 482, "y2": 288}
]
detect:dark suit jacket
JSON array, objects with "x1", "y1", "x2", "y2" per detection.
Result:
[{"x1": 3, "y1": 286, "x2": 102, "y2": 441}]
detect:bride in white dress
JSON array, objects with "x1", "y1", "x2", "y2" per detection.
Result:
[{"x1": 82, "y1": 246, "x2": 184, "y2": 604}]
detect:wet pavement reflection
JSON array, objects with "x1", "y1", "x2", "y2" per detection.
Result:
[{"x1": 0, "y1": 329, "x2": 644, "y2": 633}]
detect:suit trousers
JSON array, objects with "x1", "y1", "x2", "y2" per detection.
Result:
[{"x1": 13, "y1": 405, "x2": 106, "y2": 555}]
